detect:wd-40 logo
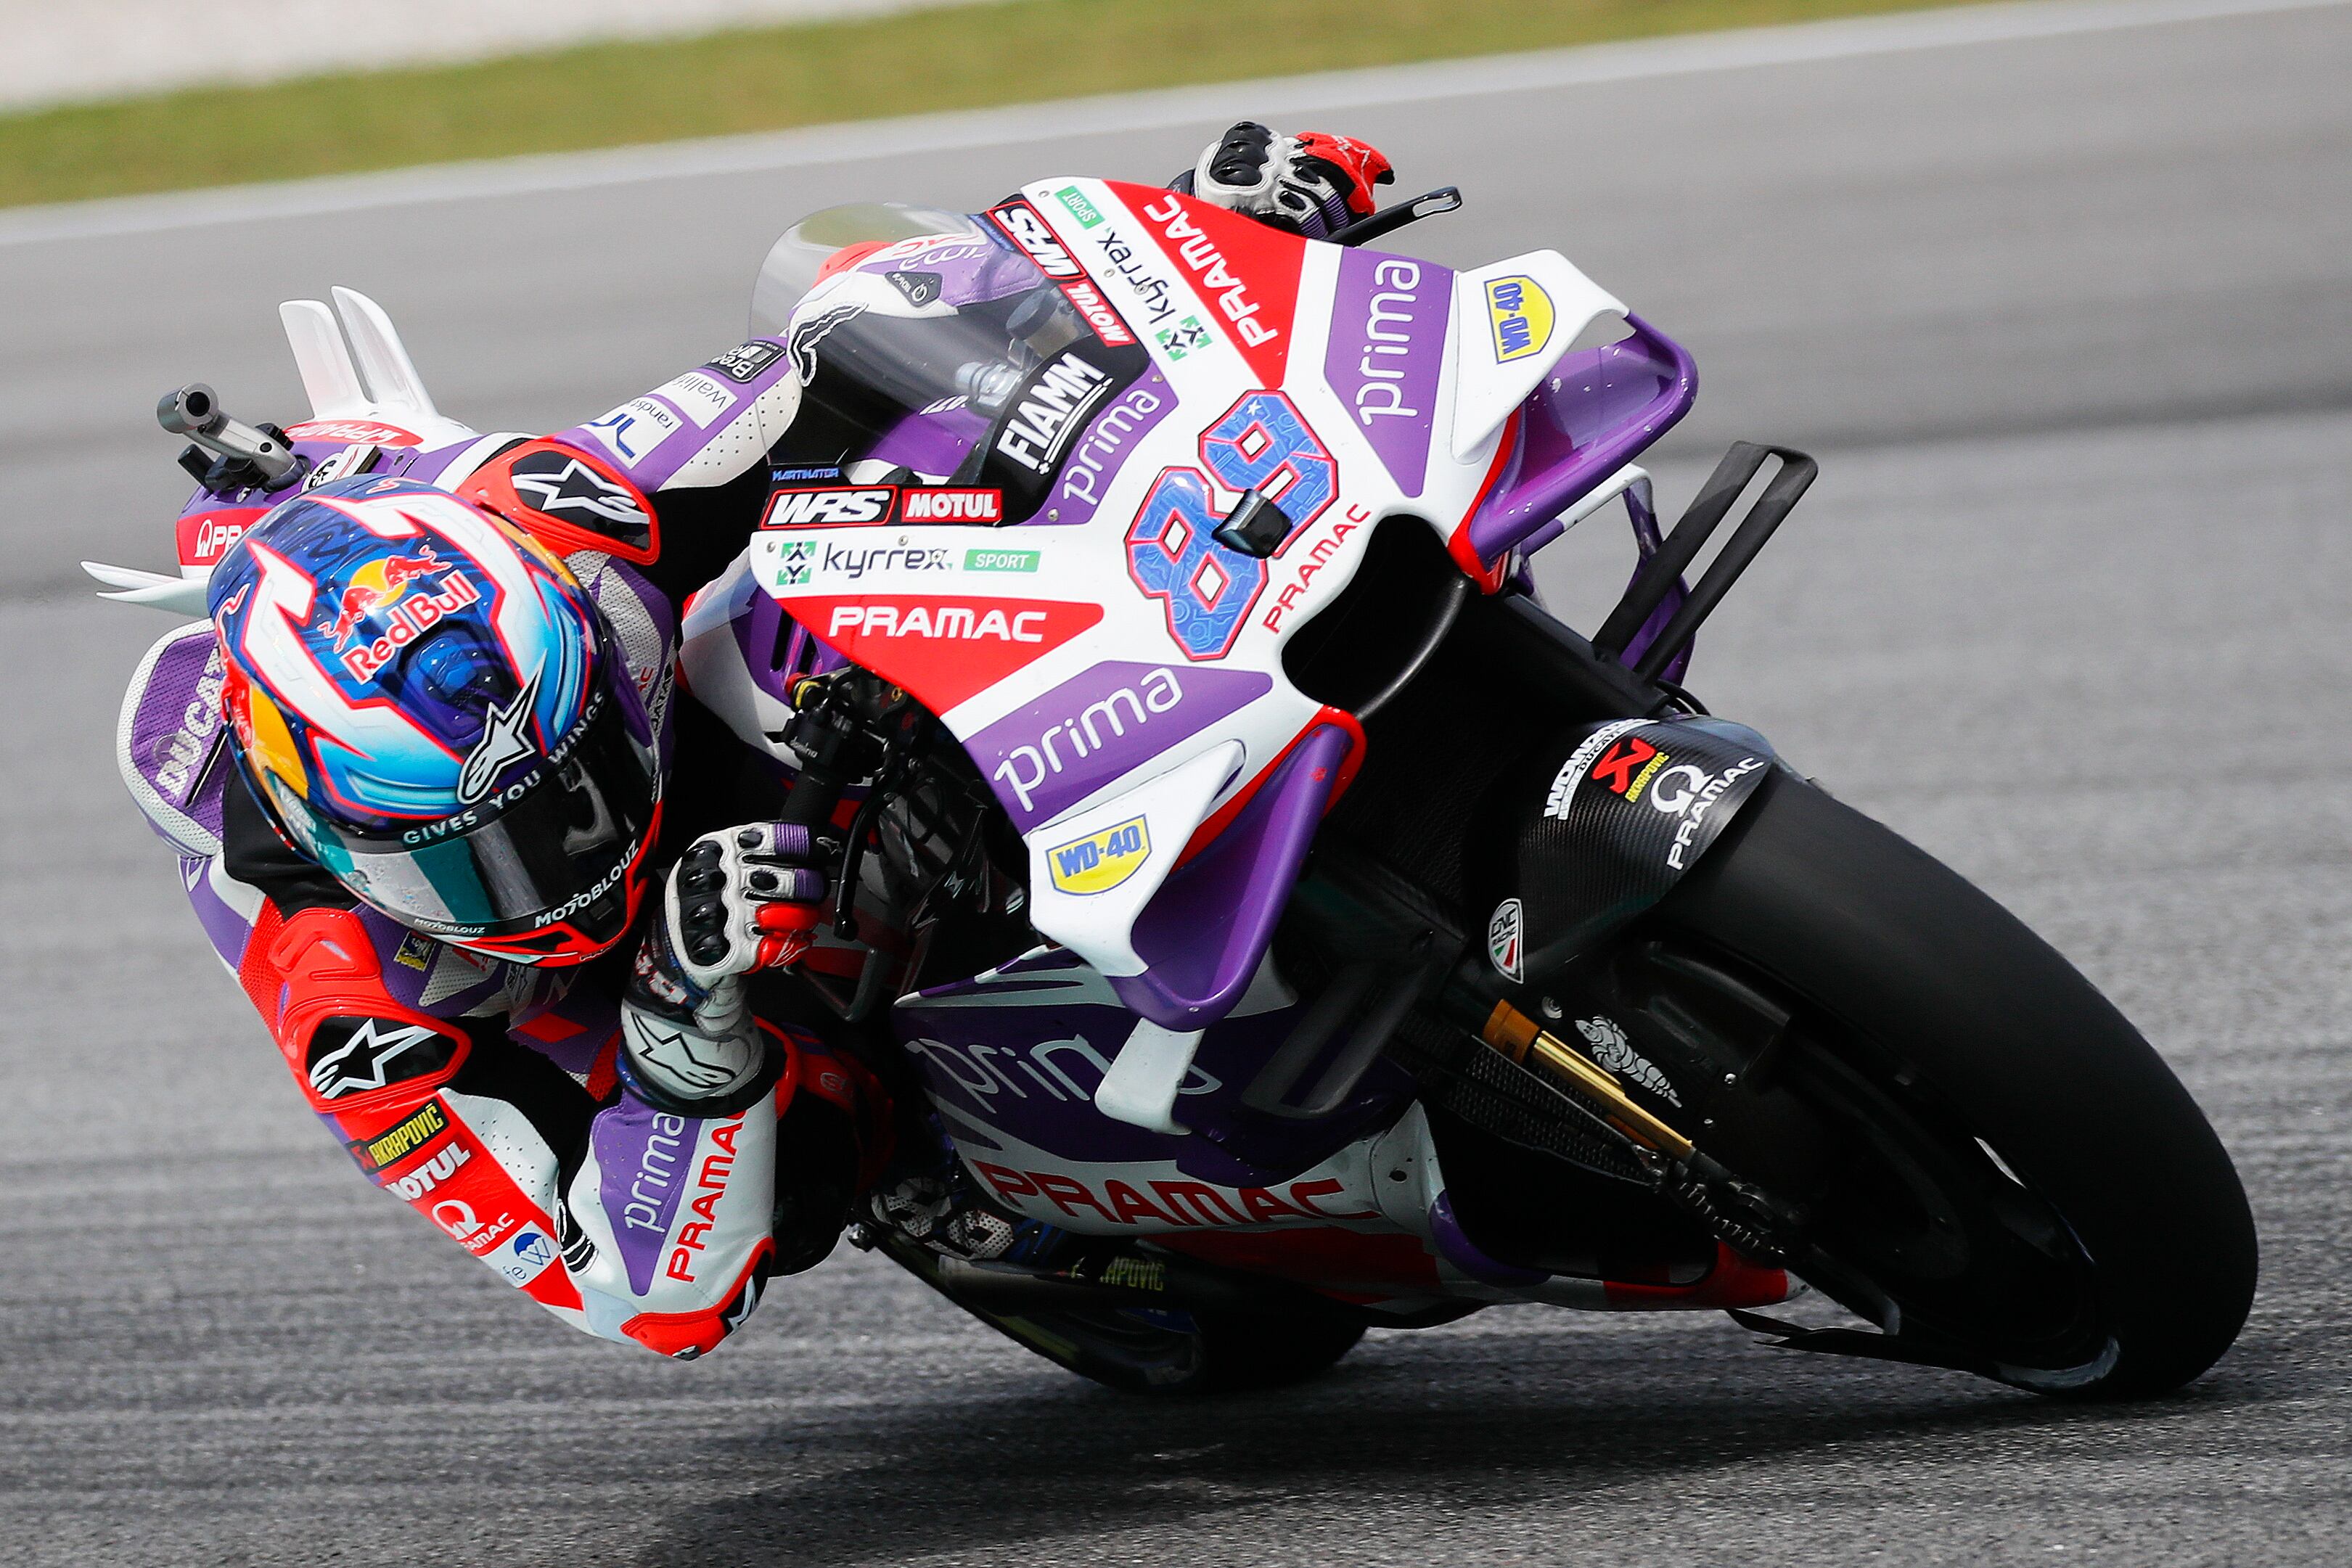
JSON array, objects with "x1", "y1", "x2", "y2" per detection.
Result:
[
  {"x1": 762, "y1": 485, "x2": 1004, "y2": 528},
  {"x1": 1485, "y1": 274, "x2": 1555, "y2": 363},
  {"x1": 1047, "y1": 816, "x2": 1150, "y2": 895},
  {"x1": 989, "y1": 200, "x2": 1083, "y2": 279}
]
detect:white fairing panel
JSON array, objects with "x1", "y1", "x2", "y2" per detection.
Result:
[
  {"x1": 1447, "y1": 252, "x2": 1627, "y2": 460},
  {"x1": 745, "y1": 178, "x2": 1634, "y2": 1006}
]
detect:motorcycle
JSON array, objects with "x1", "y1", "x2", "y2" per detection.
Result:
[{"x1": 94, "y1": 175, "x2": 2255, "y2": 1400}]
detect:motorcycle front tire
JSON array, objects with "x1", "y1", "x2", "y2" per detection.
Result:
[{"x1": 1650, "y1": 768, "x2": 2257, "y2": 1398}]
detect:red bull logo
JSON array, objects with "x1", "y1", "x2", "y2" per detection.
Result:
[
  {"x1": 324, "y1": 548, "x2": 453, "y2": 649},
  {"x1": 329, "y1": 550, "x2": 481, "y2": 682}
]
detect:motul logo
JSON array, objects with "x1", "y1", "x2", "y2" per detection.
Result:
[
  {"x1": 991, "y1": 201, "x2": 1082, "y2": 279},
  {"x1": 762, "y1": 487, "x2": 896, "y2": 528},
  {"x1": 898, "y1": 487, "x2": 1004, "y2": 523},
  {"x1": 828, "y1": 603, "x2": 1046, "y2": 641}
]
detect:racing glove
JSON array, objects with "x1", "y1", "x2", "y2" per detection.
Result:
[
  {"x1": 618, "y1": 821, "x2": 827, "y2": 1112},
  {"x1": 1176, "y1": 123, "x2": 1396, "y2": 239}
]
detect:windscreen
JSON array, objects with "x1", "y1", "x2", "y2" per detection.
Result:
[{"x1": 755, "y1": 202, "x2": 1152, "y2": 525}]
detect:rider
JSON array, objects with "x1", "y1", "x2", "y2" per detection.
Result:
[{"x1": 117, "y1": 126, "x2": 1393, "y2": 1358}]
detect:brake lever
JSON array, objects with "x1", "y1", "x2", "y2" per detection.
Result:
[{"x1": 1331, "y1": 186, "x2": 1463, "y2": 249}]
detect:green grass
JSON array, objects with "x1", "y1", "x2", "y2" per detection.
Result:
[{"x1": 0, "y1": 0, "x2": 1974, "y2": 208}]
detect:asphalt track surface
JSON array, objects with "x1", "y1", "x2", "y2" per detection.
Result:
[{"x1": 2, "y1": 2, "x2": 2348, "y2": 1561}]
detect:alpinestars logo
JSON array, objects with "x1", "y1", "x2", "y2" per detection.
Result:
[
  {"x1": 459, "y1": 666, "x2": 543, "y2": 805},
  {"x1": 308, "y1": 1018, "x2": 451, "y2": 1099},
  {"x1": 511, "y1": 458, "x2": 648, "y2": 529}
]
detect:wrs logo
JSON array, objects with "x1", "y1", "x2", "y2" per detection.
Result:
[
  {"x1": 1046, "y1": 815, "x2": 1150, "y2": 895},
  {"x1": 989, "y1": 200, "x2": 1083, "y2": 279}
]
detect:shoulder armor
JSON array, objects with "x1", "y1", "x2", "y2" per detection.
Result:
[
  {"x1": 118, "y1": 621, "x2": 234, "y2": 858},
  {"x1": 457, "y1": 438, "x2": 658, "y2": 564}
]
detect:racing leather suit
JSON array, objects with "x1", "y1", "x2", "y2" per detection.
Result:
[{"x1": 117, "y1": 128, "x2": 1391, "y2": 1358}]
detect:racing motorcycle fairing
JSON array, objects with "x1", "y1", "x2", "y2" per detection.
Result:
[{"x1": 745, "y1": 178, "x2": 1687, "y2": 1061}]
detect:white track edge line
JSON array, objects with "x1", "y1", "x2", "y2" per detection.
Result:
[{"x1": 0, "y1": 0, "x2": 2341, "y2": 247}]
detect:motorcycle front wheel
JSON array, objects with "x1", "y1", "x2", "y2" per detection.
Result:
[{"x1": 1634, "y1": 770, "x2": 2258, "y2": 1397}]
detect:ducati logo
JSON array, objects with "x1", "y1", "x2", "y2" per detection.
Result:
[{"x1": 1487, "y1": 898, "x2": 1525, "y2": 982}]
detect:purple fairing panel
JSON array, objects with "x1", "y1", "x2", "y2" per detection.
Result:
[
  {"x1": 1111, "y1": 724, "x2": 1352, "y2": 1032},
  {"x1": 866, "y1": 401, "x2": 992, "y2": 477},
  {"x1": 896, "y1": 948, "x2": 1409, "y2": 1188},
  {"x1": 1033, "y1": 372, "x2": 1176, "y2": 527},
  {"x1": 123, "y1": 625, "x2": 234, "y2": 851},
  {"x1": 594, "y1": 1099, "x2": 697, "y2": 1295},
  {"x1": 1428, "y1": 1191, "x2": 1548, "y2": 1285},
  {"x1": 1322, "y1": 248, "x2": 1450, "y2": 497},
  {"x1": 1464, "y1": 314, "x2": 1697, "y2": 562},
  {"x1": 962, "y1": 661, "x2": 1272, "y2": 832}
]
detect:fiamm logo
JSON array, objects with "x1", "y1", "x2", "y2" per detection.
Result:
[
  {"x1": 1484, "y1": 274, "x2": 1556, "y2": 363},
  {"x1": 1046, "y1": 816, "x2": 1150, "y2": 895}
]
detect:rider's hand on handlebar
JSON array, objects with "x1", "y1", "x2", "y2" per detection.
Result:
[
  {"x1": 634, "y1": 821, "x2": 829, "y2": 1006},
  {"x1": 1186, "y1": 123, "x2": 1395, "y2": 239}
]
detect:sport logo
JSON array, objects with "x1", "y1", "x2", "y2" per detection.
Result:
[
  {"x1": 1046, "y1": 816, "x2": 1150, "y2": 895},
  {"x1": 1485, "y1": 274, "x2": 1555, "y2": 363},
  {"x1": 988, "y1": 200, "x2": 1083, "y2": 279},
  {"x1": 458, "y1": 665, "x2": 543, "y2": 805},
  {"x1": 1055, "y1": 186, "x2": 1107, "y2": 229}
]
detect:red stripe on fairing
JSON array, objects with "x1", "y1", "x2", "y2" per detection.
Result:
[
  {"x1": 1446, "y1": 409, "x2": 1523, "y2": 590},
  {"x1": 1176, "y1": 705, "x2": 1366, "y2": 866},
  {"x1": 1599, "y1": 1243, "x2": 1792, "y2": 1310}
]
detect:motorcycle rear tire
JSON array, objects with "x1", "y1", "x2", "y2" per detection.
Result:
[{"x1": 1652, "y1": 769, "x2": 2257, "y2": 1399}]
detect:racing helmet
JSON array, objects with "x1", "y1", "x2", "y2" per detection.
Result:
[{"x1": 208, "y1": 475, "x2": 661, "y2": 964}]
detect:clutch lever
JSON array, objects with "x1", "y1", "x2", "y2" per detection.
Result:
[{"x1": 1332, "y1": 186, "x2": 1463, "y2": 248}]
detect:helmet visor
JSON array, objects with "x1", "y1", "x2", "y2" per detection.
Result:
[{"x1": 270, "y1": 677, "x2": 660, "y2": 951}]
